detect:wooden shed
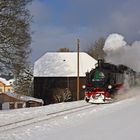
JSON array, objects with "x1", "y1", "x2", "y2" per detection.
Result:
[
  {"x1": 34, "y1": 52, "x2": 97, "y2": 104},
  {"x1": 0, "y1": 92, "x2": 44, "y2": 110}
]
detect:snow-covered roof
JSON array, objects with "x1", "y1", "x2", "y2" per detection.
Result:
[
  {"x1": 0, "y1": 78, "x2": 14, "y2": 86},
  {"x1": 34, "y1": 52, "x2": 97, "y2": 77},
  {"x1": 5, "y1": 92, "x2": 44, "y2": 104}
]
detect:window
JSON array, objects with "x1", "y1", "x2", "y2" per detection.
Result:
[
  {"x1": 9, "y1": 103, "x2": 15, "y2": 109},
  {"x1": 17, "y1": 103, "x2": 23, "y2": 108},
  {"x1": 7, "y1": 89, "x2": 11, "y2": 92},
  {"x1": 0, "y1": 103, "x2": 2, "y2": 110},
  {"x1": 0, "y1": 88, "x2": 2, "y2": 93}
]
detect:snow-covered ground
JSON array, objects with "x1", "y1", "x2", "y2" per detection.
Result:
[{"x1": 0, "y1": 88, "x2": 140, "y2": 140}]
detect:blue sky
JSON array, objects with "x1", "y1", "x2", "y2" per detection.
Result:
[{"x1": 29, "y1": 0, "x2": 140, "y2": 62}]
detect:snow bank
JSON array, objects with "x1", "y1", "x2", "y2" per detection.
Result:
[{"x1": 0, "y1": 89, "x2": 140, "y2": 140}]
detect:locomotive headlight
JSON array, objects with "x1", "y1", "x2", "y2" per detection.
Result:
[
  {"x1": 108, "y1": 85, "x2": 112, "y2": 89},
  {"x1": 82, "y1": 85, "x2": 86, "y2": 89}
]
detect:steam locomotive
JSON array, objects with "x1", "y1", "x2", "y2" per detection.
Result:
[{"x1": 83, "y1": 59, "x2": 138, "y2": 103}]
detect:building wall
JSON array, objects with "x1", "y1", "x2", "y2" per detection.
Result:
[
  {"x1": 34, "y1": 77, "x2": 86, "y2": 104},
  {"x1": 1, "y1": 102, "x2": 26, "y2": 110},
  {"x1": 0, "y1": 82, "x2": 13, "y2": 93},
  {"x1": 0, "y1": 93, "x2": 43, "y2": 110},
  {"x1": 0, "y1": 93, "x2": 25, "y2": 110},
  {"x1": 0, "y1": 93, "x2": 20, "y2": 102},
  {"x1": 26, "y1": 101, "x2": 43, "y2": 107}
]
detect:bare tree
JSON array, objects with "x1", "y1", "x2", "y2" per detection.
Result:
[
  {"x1": 86, "y1": 37, "x2": 106, "y2": 60},
  {"x1": 58, "y1": 48, "x2": 71, "y2": 52},
  {"x1": 52, "y1": 88, "x2": 72, "y2": 103}
]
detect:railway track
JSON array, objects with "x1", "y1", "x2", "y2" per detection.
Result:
[
  {"x1": 0, "y1": 103, "x2": 96, "y2": 132},
  {"x1": 0, "y1": 93, "x2": 134, "y2": 133}
]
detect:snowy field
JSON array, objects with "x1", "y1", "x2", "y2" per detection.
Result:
[{"x1": 0, "y1": 88, "x2": 140, "y2": 140}]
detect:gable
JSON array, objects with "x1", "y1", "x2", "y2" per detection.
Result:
[{"x1": 0, "y1": 82, "x2": 5, "y2": 87}]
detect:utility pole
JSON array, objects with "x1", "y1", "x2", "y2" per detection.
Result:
[{"x1": 77, "y1": 39, "x2": 80, "y2": 100}]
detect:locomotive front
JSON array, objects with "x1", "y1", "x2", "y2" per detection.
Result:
[{"x1": 83, "y1": 59, "x2": 117, "y2": 103}]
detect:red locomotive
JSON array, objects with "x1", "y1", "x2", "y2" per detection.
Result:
[{"x1": 83, "y1": 59, "x2": 137, "y2": 103}]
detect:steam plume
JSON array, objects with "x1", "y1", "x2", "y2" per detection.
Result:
[{"x1": 103, "y1": 33, "x2": 140, "y2": 72}]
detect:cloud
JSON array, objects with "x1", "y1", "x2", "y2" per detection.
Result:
[
  {"x1": 109, "y1": 1, "x2": 140, "y2": 41},
  {"x1": 30, "y1": 26, "x2": 78, "y2": 62},
  {"x1": 29, "y1": 0, "x2": 52, "y2": 24},
  {"x1": 30, "y1": 25, "x2": 99, "y2": 62},
  {"x1": 29, "y1": 0, "x2": 140, "y2": 63}
]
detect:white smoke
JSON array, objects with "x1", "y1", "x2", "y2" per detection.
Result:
[
  {"x1": 104, "y1": 33, "x2": 127, "y2": 51},
  {"x1": 103, "y1": 33, "x2": 140, "y2": 72},
  {"x1": 115, "y1": 87, "x2": 140, "y2": 101}
]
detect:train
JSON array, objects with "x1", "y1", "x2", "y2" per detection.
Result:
[{"x1": 83, "y1": 59, "x2": 139, "y2": 104}]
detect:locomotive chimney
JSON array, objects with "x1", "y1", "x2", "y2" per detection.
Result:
[{"x1": 98, "y1": 59, "x2": 104, "y2": 68}]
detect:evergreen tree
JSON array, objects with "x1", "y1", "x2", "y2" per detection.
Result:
[
  {"x1": 0, "y1": 0, "x2": 32, "y2": 95},
  {"x1": 14, "y1": 64, "x2": 33, "y2": 96}
]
